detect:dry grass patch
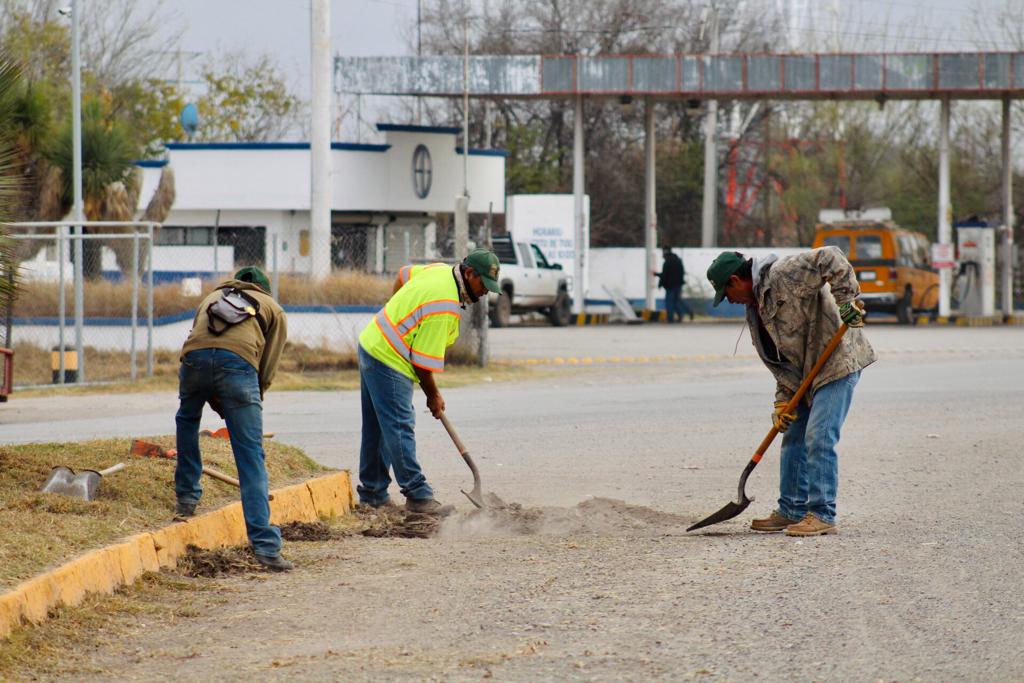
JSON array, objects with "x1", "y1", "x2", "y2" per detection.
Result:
[
  {"x1": 12, "y1": 270, "x2": 391, "y2": 318},
  {"x1": 12, "y1": 345, "x2": 542, "y2": 397},
  {"x1": 0, "y1": 436, "x2": 325, "y2": 592}
]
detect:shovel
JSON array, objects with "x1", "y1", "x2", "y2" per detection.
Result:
[
  {"x1": 128, "y1": 440, "x2": 273, "y2": 500},
  {"x1": 687, "y1": 323, "x2": 850, "y2": 532},
  {"x1": 41, "y1": 463, "x2": 126, "y2": 502},
  {"x1": 438, "y1": 412, "x2": 487, "y2": 509}
]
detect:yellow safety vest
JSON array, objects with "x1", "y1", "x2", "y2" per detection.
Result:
[{"x1": 359, "y1": 264, "x2": 462, "y2": 380}]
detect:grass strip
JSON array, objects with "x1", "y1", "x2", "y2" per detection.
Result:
[{"x1": 0, "y1": 436, "x2": 325, "y2": 592}]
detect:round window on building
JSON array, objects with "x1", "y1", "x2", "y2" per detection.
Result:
[{"x1": 412, "y1": 144, "x2": 432, "y2": 199}]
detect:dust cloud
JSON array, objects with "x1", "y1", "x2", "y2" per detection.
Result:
[{"x1": 438, "y1": 496, "x2": 692, "y2": 539}]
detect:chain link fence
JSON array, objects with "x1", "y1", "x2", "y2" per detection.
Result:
[
  {"x1": 4, "y1": 222, "x2": 156, "y2": 388},
  {"x1": 0, "y1": 217, "x2": 493, "y2": 391}
]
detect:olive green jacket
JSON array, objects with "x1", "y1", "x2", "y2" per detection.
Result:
[
  {"x1": 746, "y1": 247, "x2": 876, "y2": 404},
  {"x1": 180, "y1": 279, "x2": 288, "y2": 396}
]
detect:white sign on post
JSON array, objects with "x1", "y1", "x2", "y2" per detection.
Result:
[
  {"x1": 506, "y1": 194, "x2": 590, "y2": 294},
  {"x1": 931, "y1": 243, "x2": 955, "y2": 269}
]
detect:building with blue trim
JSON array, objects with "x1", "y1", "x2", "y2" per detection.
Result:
[{"x1": 133, "y1": 123, "x2": 506, "y2": 279}]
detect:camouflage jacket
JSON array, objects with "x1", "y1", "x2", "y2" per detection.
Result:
[{"x1": 746, "y1": 247, "x2": 877, "y2": 404}]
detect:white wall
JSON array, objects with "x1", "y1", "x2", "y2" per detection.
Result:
[
  {"x1": 380, "y1": 130, "x2": 504, "y2": 213},
  {"x1": 589, "y1": 246, "x2": 806, "y2": 302},
  {"x1": 138, "y1": 135, "x2": 505, "y2": 216}
]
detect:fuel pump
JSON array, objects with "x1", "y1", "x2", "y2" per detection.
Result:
[{"x1": 956, "y1": 226, "x2": 995, "y2": 316}]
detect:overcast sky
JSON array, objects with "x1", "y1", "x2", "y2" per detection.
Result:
[{"x1": 141, "y1": 0, "x2": 1010, "y2": 140}]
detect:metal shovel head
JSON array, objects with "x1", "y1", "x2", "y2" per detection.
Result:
[
  {"x1": 41, "y1": 466, "x2": 76, "y2": 493},
  {"x1": 459, "y1": 452, "x2": 486, "y2": 509},
  {"x1": 40, "y1": 466, "x2": 103, "y2": 501},
  {"x1": 686, "y1": 496, "x2": 752, "y2": 532}
]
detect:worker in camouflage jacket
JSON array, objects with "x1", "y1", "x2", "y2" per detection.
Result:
[{"x1": 706, "y1": 247, "x2": 876, "y2": 536}]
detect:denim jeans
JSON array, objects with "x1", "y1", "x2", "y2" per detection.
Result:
[
  {"x1": 664, "y1": 286, "x2": 682, "y2": 322},
  {"x1": 777, "y1": 370, "x2": 861, "y2": 525},
  {"x1": 357, "y1": 345, "x2": 434, "y2": 505},
  {"x1": 175, "y1": 348, "x2": 280, "y2": 557}
]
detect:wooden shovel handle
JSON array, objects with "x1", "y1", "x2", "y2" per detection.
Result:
[
  {"x1": 202, "y1": 466, "x2": 274, "y2": 500},
  {"x1": 98, "y1": 463, "x2": 125, "y2": 477},
  {"x1": 751, "y1": 323, "x2": 850, "y2": 464},
  {"x1": 202, "y1": 466, "x2": 240, "y2": 487},
  {"x1": 439, "y1": 413, "x2": 469, "y2": 457}
]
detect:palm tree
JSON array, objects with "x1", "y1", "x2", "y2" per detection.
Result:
[
  {"x1": 44, "y1": 96, "x2": 137, "y2": 279},
  {"x1": 0, "y1": 55, "x2": 28, "y2": 328}
]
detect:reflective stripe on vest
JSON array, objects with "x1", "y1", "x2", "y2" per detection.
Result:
[
  {"x1": 374, "y1": 300, "x2": 462, "y2": 368},
  {"x1": 395, "y1": 300, "x2": 463, "y2": 336},
  {"x1": 410, "y1": 350, "x2": 445, "y2": 371},
  {"x1": 374, "y1": 310, "x2": 411, "y2": 360}
]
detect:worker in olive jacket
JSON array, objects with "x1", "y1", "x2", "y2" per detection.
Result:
[
  {"x1": 707, "y1": 248, "x2": 876, "y2": 536},
  {"x1": 174, "y1": 266, "x2": 290, "y2": 570}
]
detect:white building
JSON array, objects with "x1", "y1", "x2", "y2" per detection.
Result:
[{"x1": 136, "y1": 123, "x2": 506, "y2": 279}]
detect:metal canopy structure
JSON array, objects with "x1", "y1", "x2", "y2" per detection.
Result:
[
  {"x1": 336, "y1": 52, "x2": 1024, "y2": 100},
  {"x1": 334, "y1": 52, "x2": 1018, "y2": 319}
]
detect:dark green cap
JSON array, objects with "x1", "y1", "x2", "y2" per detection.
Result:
[
  {"x1": 234, "y1": 266, "x2": 271, "y2": 293},
  {"x1": 706, "y1": 251, "x2": 746, "y2": 307},
  {"x1": 464, "y1": 248, "x2": 501, "y2": 294}
]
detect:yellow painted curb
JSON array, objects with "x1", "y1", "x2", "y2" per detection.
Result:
[{"x1": 0, "y1": 470, "x2": 353, "y2": 640}]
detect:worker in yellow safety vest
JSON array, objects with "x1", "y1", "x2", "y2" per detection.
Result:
[{"x1": 356, "y1": 248, "x2": 501, "y2": 515}]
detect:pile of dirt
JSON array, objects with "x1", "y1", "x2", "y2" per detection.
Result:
[
  {"x1": 439, "y1": 497, "x2": 693, "y2": 539},
  {"x1": 176, "y1": 545, "x2": 261, "y2": 578},
  {"x1": 355, "y1": 505, "x2": 440, "y2": 539},
  {"x1": 280, "y1": 520, "x2": 334, "y2": 541}
]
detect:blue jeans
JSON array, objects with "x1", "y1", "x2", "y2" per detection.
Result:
[
  {"x1": 664, "y1": 287, "x2": 682, "y2": 322},
  {"x1": 777, "y1": 371, "x2": 861, "y2": 525},
  {"x1": 357, "y1": 345, "x2": 433, "y2": 505},
  {"x1": 175, "y1": 348, "x2": 280, "y2": 557}
]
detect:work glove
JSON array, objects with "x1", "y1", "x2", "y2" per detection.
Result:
[
  {"x1": 838, "y1": 300, "x2": 866, "y2": 328},
  {"x1": 772, "y1": 400, "x2": 797, "y2": 433}
]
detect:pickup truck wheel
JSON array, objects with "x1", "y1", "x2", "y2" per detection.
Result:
[
  {"x1": 548, "y1": 289, "x2": 572, "y2": 326},
  {"x1": 490, "y1": 290, "x2": 512, "y2": 327}
]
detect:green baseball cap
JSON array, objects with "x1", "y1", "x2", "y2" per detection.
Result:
[
  {"x1": 234, "y1": 266, "x2": 271, "y2": 293},
  {"x1": 464, "y1": 248, "x2": 501, "y2": 293},
  {"x1": 706, "y1": 251, "x2": 746, "y2": 307}
]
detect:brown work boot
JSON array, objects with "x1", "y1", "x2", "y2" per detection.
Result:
[
  {"x1": 784, "y1": 513, "x2": 837, "y2": 537},
  {"x1": 405, "y1": 498, "x2": 455, "y2": 517},
  {"x1": 750, "y1": 510, "x2": 799, "y2": 532}
]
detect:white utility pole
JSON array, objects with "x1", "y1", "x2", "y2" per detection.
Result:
[
  {"x1": 700, "y1": 8, "x2": 719, "y2": 248},
  {"x1": 453, "y1": 14, "x2": 470, "y2": 261},
  {"x1": 310, "y1": 0, "x2": 332, "y2": 280},
  {"x1": 938, "y1": 97, "x2": 952, "y2": 317},
  {"x1": 644, "y1": 98, "x2": 657, "y2": 312},
  {"x1": 572, "y1": 93, "x2": 586, "y2": 315},
  {"x1": 1001, "y1": 96, "x2": 1015, "y2": 316},
  {"x1": 70, "y1": 0, "x2": 85, "y2": 383}
]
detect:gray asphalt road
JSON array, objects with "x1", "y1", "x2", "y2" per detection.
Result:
[{"x1": 3, "y1": 324, "x2": 1023, "y2": 680}]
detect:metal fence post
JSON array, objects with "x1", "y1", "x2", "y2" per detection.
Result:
[
  {"x1": 271, "y1": 233, "x2": 280, "y2": 300},
  {"x1": 57, "y1": 227, "x2": 66, "y2": 384},
  {"x1": 130, "y1": 230, "x2": 139, "y2": 381},
  {"x1": 146, "y1": 224, "x2": 154, "y2": 377}
]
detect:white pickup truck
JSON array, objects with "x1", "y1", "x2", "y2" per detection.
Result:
[{"x1": 489, "y1": 234, "x2": 572, "y2": 327}]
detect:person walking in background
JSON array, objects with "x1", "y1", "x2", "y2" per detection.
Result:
[
  {"x1": 356, "y1": 249, "x2": 501, "y2": 515},
  {"x1": 174, "y1": 266, "x2": 291, "y2": 571},
  {"x1": 653, "y1": 247, "x2": 692, "y2": 322},
  {"x1": 705, "y1": 248, "x2": 875, "y2": 536}
]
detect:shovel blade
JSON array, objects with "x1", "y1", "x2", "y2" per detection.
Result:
[
  {"x1": 71, "y1": 471, "x2": 104, "y2": 501},
  {"x1": 686, "y1": 498, "x2": 752, "y2": 532},
  {"x1": 41, "y1": 466, "x2": 76, "y2": 494},
  {"x1": 460, "y1": 452, "x2": 486, "y2": 509}
]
